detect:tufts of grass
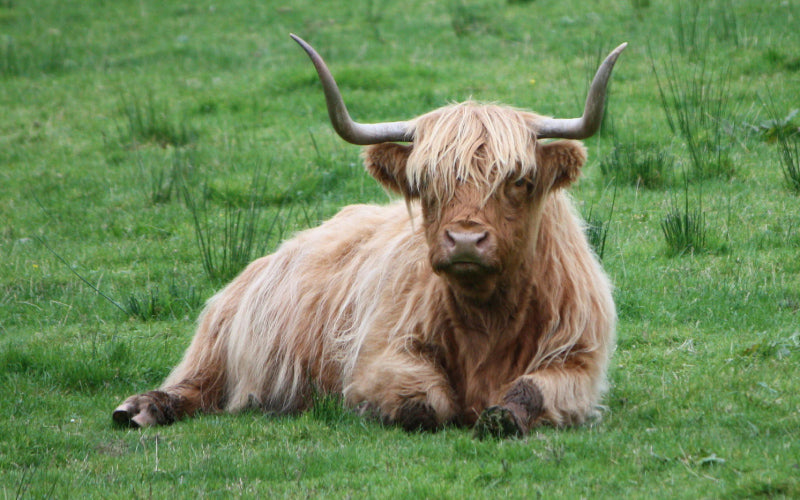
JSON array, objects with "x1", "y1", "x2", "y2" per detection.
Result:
[
  {"x1": 757, "y1": 101, "x2": 800, "y2": 194},
  {"x1": 118, "y1": 92, "x2": 197, "y2": 148},
  {"x1": 0, "y1": 30, "x2": 73, "y2": 78},
  {"x1": 449, "y1": 0, "x2": 497, "y2": 38},
  {"x1": 599, "y1": 143, "x2": 674, "y2": 189},
  {"x1": 125, "y1": 280, "x2": 203, "y2": 322},
  {"x1": 0, "y1": 36, "x2": 20, "y2": 77},
  {"x1": 182, "y1": 170, "x2": 292, "y2": 284},
  {"x1": 661, "y1": 179, "x2": 707, "y2": 256},
  {"x1": 651, "y1": 48, "x2": 735, "y2": 180},
  {"x1": 776, "y1": 135, "x2": 800, "y2": 194},
  {"x1": 40, "y1": 32, "x2": 69, "y2": 74},
  {"x1": 669, "y1": 1, "x2": 740, "y2": 53},
  {"x1": 583, "y1": 187, "x2": 616, "y2": 261},
  {"x1": 137, "y1": 148, "x2": 198, "y2": 205},
  {"x1": 309, "y1": 393, "x2": 362, "y2": 427},
  {"x1": 709, "y1": 0, "x2": 741, "y2": 47},
  {"x1": 763, "y1": 48, "x2": 800, "y2": 73},
  {"x1": 671, "y1": 1, "x2": 706, "y2": 56},
  {"x1": 628, "y1": 0, "x2": 651, "y2": 20},
  {"x1": 364, "y1": 0, "x2": 386, "y2": 41}
]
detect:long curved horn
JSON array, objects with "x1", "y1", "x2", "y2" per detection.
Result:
[
  {"x1": 535, "y1": 42, "x2": 628, "y2": 139},
  {"x1": 290, "y1": 34, "x2": 413, "y2": 145}
]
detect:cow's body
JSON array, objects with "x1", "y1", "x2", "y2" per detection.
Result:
[{"x1": 113, "y1": 36, "x2": 624, "y2": 437}]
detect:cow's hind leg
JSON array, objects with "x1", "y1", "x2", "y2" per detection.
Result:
[
  {"x1": 113, "y1": 346, "x2": 226, "y2": 428},
  {"x1": 113, "y1": 293, "x2": 234, "y2": 427},
  {"x1": 113, "y1": 378, "x2": 223, "y2": 428}
]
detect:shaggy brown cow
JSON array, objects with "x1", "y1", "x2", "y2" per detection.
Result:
[{"x1": 113, "y1": 35, "x2": 625, "y2": 438}]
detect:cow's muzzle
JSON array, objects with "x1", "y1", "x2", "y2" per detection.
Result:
[{"x1": 434, "y1": 226, "x2": 499, "y2": 276}]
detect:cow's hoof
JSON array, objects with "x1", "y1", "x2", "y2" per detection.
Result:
[
  {"x1": 393, "y1": 399, "x2": 439, "y2": 432},
  {"x1": 473, "y1": 405, "x2": 523, "y2": 439},
  {"x1": 112, "y1": 400, "x2": 159, "y2": 428},
  {"x1": 112, "y1": 391, "x2": 175, "y2": 428},
  {"x1": 112, "y1": 402, "x2": 139, "y2": 427}
]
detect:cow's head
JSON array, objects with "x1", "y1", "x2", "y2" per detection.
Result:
[{"x1": 291, "y1": 35, "x2": 625, "y2": 301}]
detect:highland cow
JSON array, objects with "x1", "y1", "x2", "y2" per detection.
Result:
[{"x1": 113, "y1": 35, "x2": 625, "y2": 437}]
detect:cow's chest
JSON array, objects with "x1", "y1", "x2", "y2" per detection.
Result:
[{"x1": 438, "y1": 325, "x2": 540, "y2": 425}]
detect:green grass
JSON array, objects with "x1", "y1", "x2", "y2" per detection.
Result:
[
  {"x1": 651, "y1": 46, "x2": 735, "y2": 181},
  {"x1": 758, "y1": 98, "x2": 800, "y2": 194},
  {"x1": 599, "y1": 142, "x2": 674, "y2": 188},
  {"x1": 777, "y1": 135, "x2": 800, "y2": 194},
  {"x1": 583, "y1": 186, "x2": 616, "y2": 261},
  {"x1": 2, "y1": 0, "x2": 799, "y2": 497},
  {"x1": 660, "y1": 180, "x2": 707, "y2": 256},
  {"x1": 117, "y1": 92, "x2": 198, "y2": 149}
]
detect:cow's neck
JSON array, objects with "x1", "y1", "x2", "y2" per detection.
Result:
[{"x1": 443, "y1": 262, "x2": 535, "y2": 339}]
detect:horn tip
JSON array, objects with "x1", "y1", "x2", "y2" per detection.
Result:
[
  {"x1": 289, "y1": 33, "x2": 309, "y2": 50},
  {"x1": 601, "y1": 42, "x2": 628, "y2": 68}
]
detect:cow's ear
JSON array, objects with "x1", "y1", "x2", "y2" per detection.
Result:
[
  {"x1": 362, "y1": 143, "x2": 418, "y2": 198},
  {"x1": 536, "y1": 140, "x2": 587, "y2": 191}
]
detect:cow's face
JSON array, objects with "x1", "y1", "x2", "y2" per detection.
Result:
[{"x1": 363, "y1": 105, "x2": 587, "y2": 301}]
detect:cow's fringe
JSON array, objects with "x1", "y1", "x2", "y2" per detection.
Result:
[{"x1": 407, "y1": 102, "x2": 540, "y2": 204}]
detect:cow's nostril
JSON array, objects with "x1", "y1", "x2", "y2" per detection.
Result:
[
  {"x1": 475, "y1": 231, "x2": 489, "y2": 248},
  {"x1": 444, "y1": 229, "x2": 457, "y2": 248}
]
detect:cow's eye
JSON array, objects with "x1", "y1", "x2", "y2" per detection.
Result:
[{"x1": 507, "y1": 175, "x2": 534, "y2": 199}]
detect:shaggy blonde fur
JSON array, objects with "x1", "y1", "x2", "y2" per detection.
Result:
[
  {"x1": 408, "y1": 102, "x2": 540, "y2": 203},
  {"x1": 114, "y1": 102, "x2": 616, "y2": 433}
]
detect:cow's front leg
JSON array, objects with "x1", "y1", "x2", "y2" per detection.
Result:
[
  {"x1": 345, "y1": 348, "x2": 458, "y2": 431},
  {"x1": 355, "y1": 397, "x2": 443, "y2": 431},
  {"x1": 475, "y1": 348, "x2": 607, "y2": 438},
  {"x1": 474, "y1": 378, "x2": 544, "y2": 439}
]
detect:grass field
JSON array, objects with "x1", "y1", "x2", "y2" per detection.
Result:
[{"x1": 2, "y1": 0, "x2": 799, "y2": 497}]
